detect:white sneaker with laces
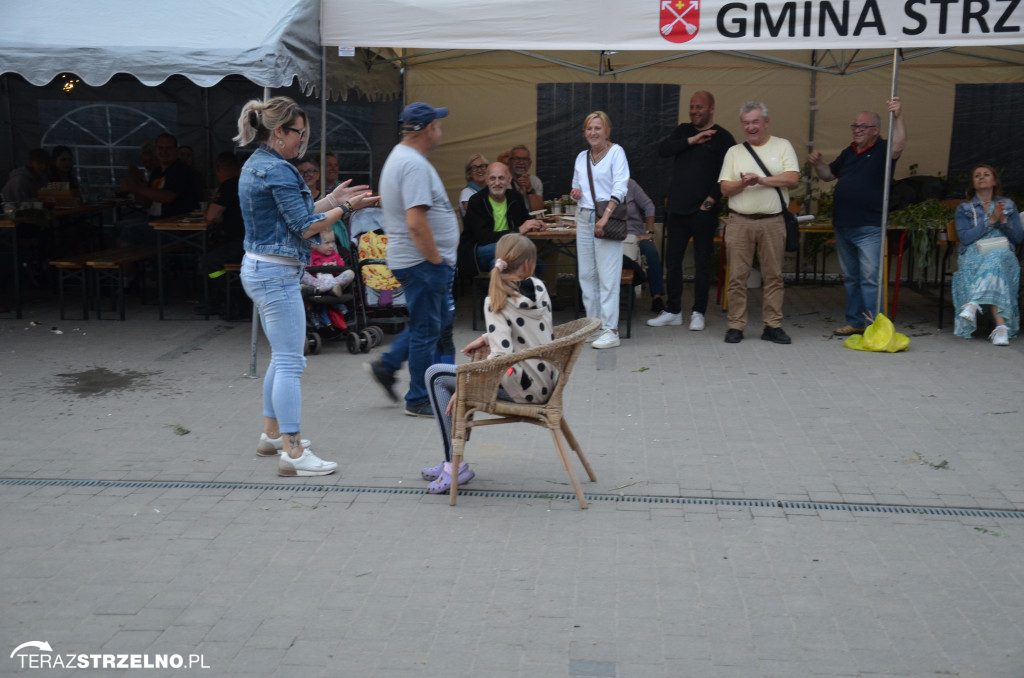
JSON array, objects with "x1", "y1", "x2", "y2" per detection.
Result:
[
  {"x1": 257, "y1": 433, "x2": 311, "y2": 457},
  {"x1": 592, "y1": 329, "x2": 620, "y2": 349},
  {"x1": 647, "y1": 311, "x2": 682, "y2": 327},
  {"x1": 585, "y1": 330, "x2": 604, "y2": 343},
  {"x1": 689, "y1": 311, "x2": 706, "y2": 331},
  {"x1": 278, "y1": 448, "x2": 338, "y2": 476},
  {"x1": 990, "y1": 325, "x2": 1010, "y2": 346},
  {"x1": 959, "y1": 302, "x2": 981, "y2": 322}
]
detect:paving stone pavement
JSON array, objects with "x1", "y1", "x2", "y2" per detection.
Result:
[{"x1": 1, "y1": 283, "x2": 1023, "y2": 677}]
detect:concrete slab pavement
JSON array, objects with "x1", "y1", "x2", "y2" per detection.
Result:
[{"x1": 1, "y1": 283, "x2": 1023, "y2": 677}]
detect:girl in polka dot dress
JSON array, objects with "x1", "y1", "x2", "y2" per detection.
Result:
[{"x1": 422, "y1": 233, "x2": 558, "y2": 494}]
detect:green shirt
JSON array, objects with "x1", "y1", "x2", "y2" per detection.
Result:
[{"x1": 488, "y1": 195, "x2": 509, "y2": 232}]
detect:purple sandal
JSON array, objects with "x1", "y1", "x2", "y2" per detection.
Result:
[
  {"x1": 427, "y1": 465, "x2": 475, "y2": 494},
  {"x1": 422, "y1": 461, "x2": 468, "y2": 481}
]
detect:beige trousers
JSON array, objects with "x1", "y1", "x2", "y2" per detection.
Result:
[{"x1": 724, "y1": 213, "x2": 786, "y2": 331}]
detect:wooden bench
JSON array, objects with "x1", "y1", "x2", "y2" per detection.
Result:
[
  {"x1": 49, "y1": 252, "x2": 95, "y2": 320},
  {"x1": 86, "y1": 245, "x2": 157, "y2": 320}
]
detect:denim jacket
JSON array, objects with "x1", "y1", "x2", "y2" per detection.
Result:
[
  {"x1": 954, "y1": 196, "x2": 1023, "y2": 256},
  {"x1": 240, "y1": 145, "x2": 325, "y2": 263}
]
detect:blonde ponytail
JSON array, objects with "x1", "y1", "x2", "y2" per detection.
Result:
[{"x1": 487, "y1": 233, "x2": 537, "y2": 314}]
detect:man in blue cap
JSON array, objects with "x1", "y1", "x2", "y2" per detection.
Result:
[{"x1": 366, "y1": 103, "x2": 460, "y2": 417}]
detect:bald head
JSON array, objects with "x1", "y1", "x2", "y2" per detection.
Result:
[
  {"x1": 689, "y1": 91, "x2": 716, "y2": 130},
  {"x1": 486, "y1": 162, "x2": 512, "y2": 199}
]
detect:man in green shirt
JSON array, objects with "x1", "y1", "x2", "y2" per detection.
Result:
[{"x1": 459, "y1": 162, "x2": 544, "y2": 276}]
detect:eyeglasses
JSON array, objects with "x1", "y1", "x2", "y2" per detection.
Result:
[
  {"x1": 509, "y1": 156, "x2": 530, "y2": 163},
  {"x1": 850, "y1": 124, "x2": 878, "y2": 131},
  {"x1": 469, "y1": 164, "x2": 488, "y2": 171},
  {"x1": 299, "y1": 169, "x2": 319, "y2": 178},
  {"x1": 283, "y1": 125, "x2": 308, "y2": 140}
]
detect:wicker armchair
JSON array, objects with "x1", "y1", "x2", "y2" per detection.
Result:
[{"x1": 449, "y1": 316, "x2": 601, "y2": 509}]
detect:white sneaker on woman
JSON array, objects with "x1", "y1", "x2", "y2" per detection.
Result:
[
  {"x1": 592, "y1": 329, "x2": 620, "y2": 349},
  {"x1": 256, "y1": 433, "x2": 310, "y2": 457},
  {"x1": 959, "y1": 302, "x2": 980, "y2": 322},
  {"x1": 278, "y1": 448, "x2": 338, "y2": 476},
  {"x1": 990, "y1": 325, "x2": 1010, "y2": 346}
]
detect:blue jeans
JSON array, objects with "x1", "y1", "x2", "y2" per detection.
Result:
[
  {"x1": 637, "y1": 238, "x2": 664, "y2": 296},
  {"x1": 380, "y1": 261, "x2": 454, "y2": 406},
  {"x1": 240, "y1": 256, "x2": 306, "y2": 432},
  {"x1": 834, "y1": 225, "x2": 881, "y2": 327}
]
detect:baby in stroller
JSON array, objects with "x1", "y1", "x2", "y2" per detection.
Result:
[{"x1": 301, "y1": 230, "x2": 354, "y2": 297}]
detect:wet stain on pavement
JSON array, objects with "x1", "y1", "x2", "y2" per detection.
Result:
[{"x1": 53, "y1": 367, "x2": 161, "y2": 397}]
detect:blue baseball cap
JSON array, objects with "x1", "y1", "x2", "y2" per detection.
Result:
[{"x1": 399, "y1": 102, "x2": 449, "y2": 130}]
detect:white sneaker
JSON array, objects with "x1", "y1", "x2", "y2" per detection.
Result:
[
  {"x1": 959, "y1": 303, "x2": 980, "y2": 322},
  {"x1": 257, "y1": 433, "x2": 311, "y2": 457},
  {"x1": 585, "y1": 330, "x2": 604, "y2": 343},
  {"x1": 278, "y1": 448, "x2": 338, "y2": 476},
  {"x1": 990, "y1": 325, "x2": 1010, "y2": 346},
  {"x1": 689, "y1": 311, "x2": 706, "y2": 331},
  {"x1": 647, "y1": 311, "x2": 682, "y2": 327},
  {"x1": 592, "y1": 329, "x2": 620, "y2": 349}
]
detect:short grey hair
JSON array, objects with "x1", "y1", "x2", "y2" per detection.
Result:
[{"x1": 739, "y1": 101, "x2": 769, "y2": 119}]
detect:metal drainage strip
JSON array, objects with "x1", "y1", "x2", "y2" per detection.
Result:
[{"x1": 1, "y1": 478, "x2": 1023, "y2": 520}]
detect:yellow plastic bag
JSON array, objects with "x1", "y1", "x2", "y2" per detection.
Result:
[{"x1": 842, "y1": 313, "x2": 910, "y2": 353}]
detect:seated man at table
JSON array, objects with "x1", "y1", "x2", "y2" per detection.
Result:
[
  {"x1": 2, "y1": 149, "x2": 50, "y2": 204},
  {"x1": 508, "y1": 144, "x2": 545, "y2": 212},
  {"x1": 118, "y1": 133, "x2": 199, "y2": 244},
  {"x1": 459, "y1": 162, "x2": 544, "y2": 279},
  {"x1": 202, "y1": 152, "x2": 244, "y2": 273}
]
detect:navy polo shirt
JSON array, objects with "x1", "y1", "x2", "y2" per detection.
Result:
[{"x1": 829, "y1": 139, "x2": 896, "y2": 229}]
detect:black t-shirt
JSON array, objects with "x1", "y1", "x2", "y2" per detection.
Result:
[
  {"x1": 210, "y1": 175, "x2": 243, "y2": 241},
  {"x1": 150, "y1": 159, "x2": 199, "y2": 218},
  {"x1": 659, "y1": 123, "x2": 736, "y2": 215}
]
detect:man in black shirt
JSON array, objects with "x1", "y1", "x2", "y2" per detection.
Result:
[
  {"x1": 649, "y1": 91, "x2": 735, "y2": 331},
  {"x1": 121, "y1": 133, "x2": 198, "y2": 219}
]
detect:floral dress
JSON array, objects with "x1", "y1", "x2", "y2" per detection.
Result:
[{"x1": 952, "y1": 197, "x2": 1023, "y2": 338}]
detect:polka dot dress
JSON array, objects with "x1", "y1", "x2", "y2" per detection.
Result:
[{"x1": 483, "y1": 277, "x2": 559, "y2": 404}]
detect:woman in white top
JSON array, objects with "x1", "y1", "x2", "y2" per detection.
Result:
[{"x1": 570, "y1": 111, "x2": 630, "y2": 349}]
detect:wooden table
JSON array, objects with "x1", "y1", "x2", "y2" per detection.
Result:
[
  {"x1": 0, "y1": 218, "x2": 20, "y2": 318},
  {"x1": 149, "y1": 214, "x2": 211, "y2": 320}
]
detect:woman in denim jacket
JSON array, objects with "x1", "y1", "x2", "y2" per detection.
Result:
[
  {"x1": 234, "y1": 96, "x2": 378, "y2": 476},
  {"x1": 953, "y1": 164, "x2": 1023, "y2": 345}
]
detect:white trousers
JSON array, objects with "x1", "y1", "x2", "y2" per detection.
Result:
[{"x1": 576, "y1": 207, "x2": 623, "y2": 331}]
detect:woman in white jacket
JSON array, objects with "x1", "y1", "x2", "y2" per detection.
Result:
[{"x1": 570, "y1": 111, "x2": 630, "y2": 349}]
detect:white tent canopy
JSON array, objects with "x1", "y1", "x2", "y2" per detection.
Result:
[
  {"x1": 0, "y1": 0, "x2": 321, "y2": 90},
  {"x1": 324, "y1": 0, "x2": 1024, "y2": 52}
]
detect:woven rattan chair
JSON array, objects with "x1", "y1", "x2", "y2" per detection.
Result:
[{"x1": 449, "y1": 316, "x2": 601, "y2": 509}]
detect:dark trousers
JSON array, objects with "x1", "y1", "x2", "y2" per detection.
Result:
[{"x1": 665, "y1": 210, "x2": 719, "y2": 315}]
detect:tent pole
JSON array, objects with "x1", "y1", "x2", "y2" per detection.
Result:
[
  {"x1": 321, "y1": 46, "x2": 327, "y2": 185},
  {"x1": 248, "y1": 85, "x2": 272, "y2": 378},
  {"x1": 876, "y1": 49, "x2": 901, "y2": 316},
  {"x1": 806, "y1": 50, "x2": 818, "y2": 215}
]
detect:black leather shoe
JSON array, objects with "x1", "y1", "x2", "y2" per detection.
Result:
[
  {"x1": 761, "y1": 326, "x2": 792, "y2": 344},
  {"x1": 724, "y1": 328, "x2": 743, "y2": 343}
]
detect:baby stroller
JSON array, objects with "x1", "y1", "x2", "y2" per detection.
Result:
[
  {"x1": 301, "y1": 224, "x2": 384, "y2": 355},
  {"x1": 348, "y1": 208, "x2": 409, "y2": 335}
]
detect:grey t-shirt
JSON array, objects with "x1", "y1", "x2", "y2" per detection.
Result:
[{"x1": 378, "y1": 144, "x2": 459, "y2": 270}]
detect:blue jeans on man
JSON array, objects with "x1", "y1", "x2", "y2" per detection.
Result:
[
  {"x1": 636, "y1": 238, "x2": 664, "y2": 296},
  {"x1": 378, "y1": 261, "x2": 454, "y2": 407},
  {"x1": 834, "y1": 224, "x2": 881, "y2": 328}
]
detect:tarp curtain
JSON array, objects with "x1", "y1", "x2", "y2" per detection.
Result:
[{"x1": 323, "y1": 0, "x2": 1024, "y2": 51}]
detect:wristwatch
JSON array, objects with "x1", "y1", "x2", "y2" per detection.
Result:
[{"x1": 702, "y1": 200, "x2": 714, "y2": 209}]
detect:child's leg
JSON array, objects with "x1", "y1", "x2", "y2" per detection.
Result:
[{"x1": 425, "y1": 363, "x2": 457, "y2": 462}]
